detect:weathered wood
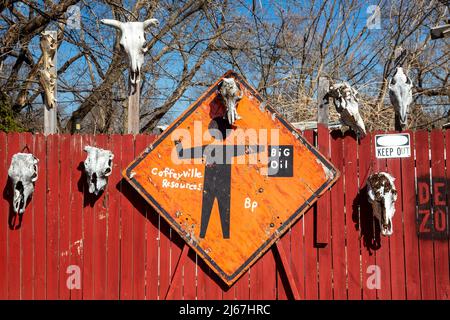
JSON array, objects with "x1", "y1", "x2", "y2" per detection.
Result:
[
  {"x1": 317, "y1": 77, "x2": 330, "y2": 125},
  {"x1": 128, "y1": 83, "x2": 140, "y2": 134},
  {"x1": 0, "y1": 130, "x2": 448, "y2": 300},
  {"x1": 165, "y1": 244, "x2": 190, "y2": 300},
  {"x1": 41, "y1": 31, "x2": 58, "y2": 135},
  {"x1": 275, "y1": 240, "x2": 301, "y2": 300},
  {"x1": 316, "y1": 124, "x2": 330, "y2": 245}
]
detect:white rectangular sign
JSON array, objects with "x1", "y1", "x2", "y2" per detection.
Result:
[{"x1": 375, "y1": 133, "x2": 411, "y2": 158}]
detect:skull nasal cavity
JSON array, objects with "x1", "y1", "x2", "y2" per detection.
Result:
[
  {"x1": 92, "y1": 173, "x2": 97, "y2": 186},
  {"x1": 16, "y1": 181, "x2": 24, "y2": 193}
]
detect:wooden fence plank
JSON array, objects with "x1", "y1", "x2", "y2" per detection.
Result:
[
  {"x1": 6, "y1": 133, "x2": 22, "y2": 299},
  {"x1": 249, "y1": 249, "x2": 266, "y2": 299},
  {"x1": 250, "y1": 245, "x2": 277, "y2": 300},
  {"x1": 330, "y1": 131, "x2": 346, "y2": 299},
  {"x1": 359, "y1": 132, "x2": 375, "y2": 300},
  {"x1": 58, "y1": 134, "x2": 71, "y2": 300},
  {"x1": 445, "y1": 130, "x2": 450, "y2": 300},
  {"x1": 290, "y1": 199, "x2": 305, "y2": 299},
  {"x1": 386, "y1": 139, "x2": 406, "y2": 300},
  {"x1": 430, "y1": 130, "x2": 449, "y2": 300},
  {"x1": 316, "y1": 125, "x2": 330, "y2": 245},
  {"x1": 33, "y1": 134, "x2": 47, "y2": 299},
  {"x1": 144, "y1": 135, "x2": 159, "y2": 300},
  {"x1": 106, "y1": 134, "x2": 122, "y2": 300},
  {"x1": 182, "y1": 251, "x2": 197, "y2": 300},
  {"x1": 371, "y1": 131, "x2": 392, "y2": 300},
  {"x1": 0, "y1": 132, "x2": 8, "y2": 299},
  {"x1": 415, "y1": 130, "x2": 436, "y2": 300},
  {"x1": 234, "y1": 271, "x2": 250, "y2": 300},
  {"x1": 46, "y1": 134, "x2": 59, "y2": 299},
  {"x1": 276, "y1": 231, "x2": 289, "y2": 300},
  {"x1": 69, "y1": 135, "x2": 83, "y2": 300},
  {"x1": 303, "y1": 130, "x2": 318, "y2": 300},
  {"x1": 170, "y1": 234, "x2": 185, "y2": 300},
  {"x1": 401, "y1": 131, "x2": 421, "y2": 299},
  {"x1": 317, "y1": 126, "x2": 332, "y2": 299},
  {"x1": 21, "y1": 133, "x2": 34, "y2": 299},
  {"x1": 119, "y1": 135, "x2": 135, "y2": 299},
  {"x1": 92, "y1": 135, "x2": 108, "y2": 299},
  {"x1": 132, "y1": 135, "x2": 148, "y2": 299},
  {"x1": 343, "y1": 132, "x2": 362, "y2": 300},
  {"x1": 262, "y1": 249, "x2": 277, "y2": 299},
  {"x1": 445, "y1": 129, "x2": 450, "y2": 300},
  {"x1": 159, "y1": 212, "x2": 172, "y2": 299},
  {"x1": 81, "y1": 135, "x2": 95, "y2": 299},
  {"x1": 385, "y1": 131, "x2": 407, "y2": 300}
]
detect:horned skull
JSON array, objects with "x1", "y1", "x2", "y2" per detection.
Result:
[
  {"x1": 83, "y1": 146, "x2": 114, "y2": 196},
  {"x1": 218, "y1": 78, "x2": 243, "y2": 125},
  {"x1": 367, "y1": 172, "x2": 397, "y2": 236},
  {"x1": 328, "y1": 82, "x2": 366, "y2": 138},
  {"x1": 8, "y1": 153, "x2": 39, "y2": 214},
  {"x1": 389, "y1": 67, "x2": 413, "y2": 129},
  {"x1": 101, "y1": 18, "x2": 159, "y2": 89}
]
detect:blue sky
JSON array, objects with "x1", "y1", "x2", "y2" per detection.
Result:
[{"x1": 5, "y1": 1, "x2": 404, "y2": 127}]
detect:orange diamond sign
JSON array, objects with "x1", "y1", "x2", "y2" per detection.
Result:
[{"x1": 123, "y1": 71, "x2": 339, "y2": 285}]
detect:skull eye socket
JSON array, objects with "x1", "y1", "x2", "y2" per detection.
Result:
[{"x1": 104, "y1": 167, "x2": 111, "y2": 175}]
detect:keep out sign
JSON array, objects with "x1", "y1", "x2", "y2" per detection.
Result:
[{"x1": 417, "y1": 177, "x2": 449, "y2": 239}]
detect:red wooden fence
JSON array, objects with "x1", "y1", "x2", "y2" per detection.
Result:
[{"x1": 0, "y1": 130, "x2": 448, "y2": 300}]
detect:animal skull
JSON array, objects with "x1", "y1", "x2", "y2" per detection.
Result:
[
  {"x1": 83, "y1": 146, "x2": 114, "y2": 196},
  {"x1": 367, "y1": 172, "x2": 397, "y2": 236},
  {"x1": 389, "y1": 67, "x2": 413, "y2": 129},
  {"x1": 101, "y1": 18, "x2": 159, "y2": 88},
  {"x1": 328, "y1": 82, "x2": 366, "y2": 137},
  {"x1": 218, "y1": 78, "x2": 243, "y2": 125},
  {"x1": 8, "y1": 153, "x2": 39, "y2": 214}
]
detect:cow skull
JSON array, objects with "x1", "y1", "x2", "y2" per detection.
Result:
[
  {"x1": 218, "y1": 78, "x2": 243, "y2": 125},
  {"x1": 83, "y1": 146, "x2": 114, "y2": 196},
  {"x1": 389, "y1": 67, "x2": 413, "y2": 129},
  {"x1": 367, "y1": 172, "x2": 397, "y2": 236},
  {"x1": 8, "y1": 153, "x2": 39, "y2": 214},
  {"x1": 328, "y1": 82, "x2": 366, "y2": 138},
  {"x1": 101, "y1": 18, "x2": 159, "y2": 90}
]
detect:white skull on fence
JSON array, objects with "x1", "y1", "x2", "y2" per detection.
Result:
[
  {"x1": 367, "y1": 172, "x2": 397, "y2": 236},
  {"x1": 83, "y1": 146, "x2": 114, "y2": 195},
  {"x1": 8, "y1": 153, "x2": 39, "y2": 214}
]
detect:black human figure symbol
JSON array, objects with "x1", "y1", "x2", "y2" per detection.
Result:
[{"x1": 174, "y1": 117, "x2": 264, "y2": 239}]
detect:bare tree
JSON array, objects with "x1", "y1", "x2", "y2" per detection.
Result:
[{"x1": 0, "y1": 0, "x2": 448, "y2": 133}]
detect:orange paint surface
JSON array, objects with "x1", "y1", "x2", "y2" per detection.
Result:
[{"x1": 123, "y1": 71, "x2": 339, "y2": 285}]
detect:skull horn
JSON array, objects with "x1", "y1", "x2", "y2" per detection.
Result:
[
  {"x1": 101, "y1": 19, "x2": 124, "y2": 31},
  {"x1": 143, "y1": 19, "x2": 159, "y2": 29}
]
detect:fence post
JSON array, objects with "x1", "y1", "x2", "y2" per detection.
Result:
[
  {"x1": 128, "y1": 82, "x2": 140, "y2": 134},
  {"x1": 317, "y1": 77, "x2": 330, "y2": 126}
]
